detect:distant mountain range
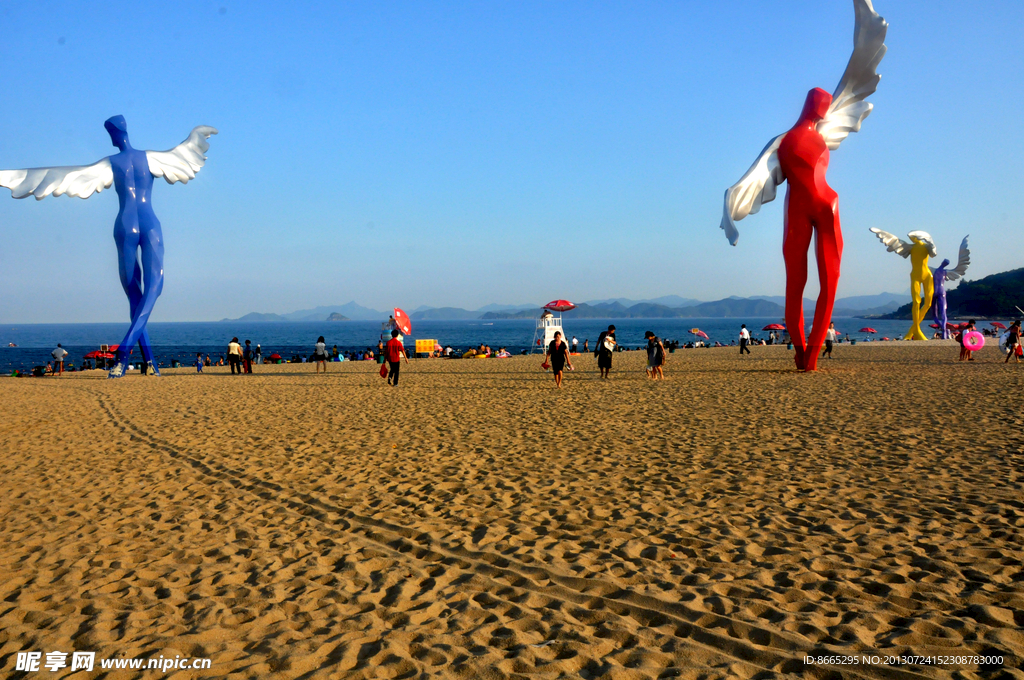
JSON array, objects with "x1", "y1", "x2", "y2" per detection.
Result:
[
  {"x1": 220, "y1": 292, "x2": 906, "y2": 323},
  {"x1": 874, "y1": 267, "x2": 1024, "y2": 320}
]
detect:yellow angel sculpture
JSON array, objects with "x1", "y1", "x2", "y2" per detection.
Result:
[{"x1": 869, "y1": 229, "x2": 936, "y2": 341}]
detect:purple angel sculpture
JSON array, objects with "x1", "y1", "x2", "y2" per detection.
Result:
[{"x1": 933, "y1": 236, "x2": 970, "y2": 339}]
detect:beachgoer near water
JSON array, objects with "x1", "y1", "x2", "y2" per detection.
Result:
[
  {"x1": 958, "y1": 320, "x2": 977, "y2": 362},
  {"x1": 823, "y1": 322, "x2": 837, "y2": 359},
  {"x1": 204, "y1": 355, "x2": 211, "y2": 367},
  {"x1": 583, "y1": 339, "x2": 589, "y2": 353},
  {"x1": 645, "y1": 331, "x2": 666, "y2": 380},
  {"x1": 1005, "y1": 320, "x2": 1021, "y2": 364},
  {"x1": 596, "y1": 325, "x2": 616, "y2": 379},
  {"x1": 739, "y1": 325, "x2": 751, "y2": 355},
  {"x1": 545, "y1": 331, "x2": 573, "y2": 388},
  {"x1": 51, "y1": 344, "x2": 67, "y2": 376},
  {"x1": 227, "y1": 337, "x2": 243, "y2": 374},
  {"x1": 314, "y1": 336, "x2": 329, "y2": 373},
  {"x1": 196, "y1": 352, "x2": 204, "y2": 373},
  {"x1": 243, "y1": 340, "x2": 254, "y2": 373},
  {"x1": 571, "y1": 336, "x2": 578, "y2": 353},
  {"x1": 254, "y1": 343, "x2": 262, "y2": 365},
  {"x1": 385, "y1": 330, "x2": 409, "y2": 386}
]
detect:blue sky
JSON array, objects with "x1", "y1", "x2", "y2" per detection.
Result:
[{"x1": 0, "y1": 1, "x2": 1021, "y2": 322}]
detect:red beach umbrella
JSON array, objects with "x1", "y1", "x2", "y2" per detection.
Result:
[
  {"x1": 990, "y1": 322, "x2": 1006, "y2": 329},
  {"x1": 393, "y1": 307, "x2": 412, "y2": 335},
  {"x1": 84, "y1": 350, "x2": 114, "y2": 359},
  {"x1": 543, "y1": 299, "x2": 576, "y2": 312},
  {"x1": 929, "y1": 324, "x2": 941, "y2": 329},
  {"x1": 859, "y1": 327, "x2": 877, "y2": 333},
  {"x1": 762, "y1": 323, "x2": 785, "y2": 331},
  {"x1": 268, "y1": 353, "x2": 282, "y2": 361}
]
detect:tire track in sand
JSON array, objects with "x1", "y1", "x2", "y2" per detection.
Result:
[{"x1": 88, "y1": 387, "x2": 934, "y2": 680}]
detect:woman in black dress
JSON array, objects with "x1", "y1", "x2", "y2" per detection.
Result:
[{"x1": 546, "y1": 331, "x2": 573, "y2": 388}]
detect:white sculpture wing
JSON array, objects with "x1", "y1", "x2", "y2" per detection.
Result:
[
  {"x1": 147, "y1": 126, "x2": 218, "y2": 184},
  {"x1": 816, "y1": 0, "x2": 888, "y2": 150},
  {"x1": 869, "y1": 228, "x2": 914, "y2": 258},
  {"x1": 0, "y1": 158, "x2": 113, "y2": 200},
  {"x1": 945, "y1": 236, "x2": 971, "y2": 281},
  {"x1": 720, "y1": 134, "x2": 785, "y2": 245}
]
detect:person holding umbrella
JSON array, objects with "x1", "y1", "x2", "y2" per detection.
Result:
[
  {"x1": 545, "y1": 331, "x2": 573, "y2": 388},
  {"x1": 385, "y1": 329, "x2": 410, "y2": 386}
]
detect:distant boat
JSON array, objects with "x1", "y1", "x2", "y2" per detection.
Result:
[{"x1": 483, "y1": 323, "x2": 494, "y2": 326}]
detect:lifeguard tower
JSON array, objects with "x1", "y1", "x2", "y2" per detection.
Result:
[{"x1": 532, "y1": 300, "x2": 575, "y2": 353}]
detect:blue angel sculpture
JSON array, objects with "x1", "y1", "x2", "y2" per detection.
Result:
[
  {"x1": 932, "y1": 236, "x2": 970, "y2": 339},
  {"x1": 0, "y1": 116, "x2": 217, "y2": 377}
]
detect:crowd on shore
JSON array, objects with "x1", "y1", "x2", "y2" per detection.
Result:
[{"x1": 11, "y1": 318, "x2": 1022, "y2": 379}]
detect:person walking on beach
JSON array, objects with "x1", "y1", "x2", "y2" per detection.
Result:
[
  {"x1": 51, "y1": 343, "x2": 67, "y2": 376},
  {"x1": 596, "y1": 325, "x2": 616, "y2": 379},
  {"x1": 571, "y1": 335, "x2": 579, "y2": 353},
  {"x1": 583, "y1": 339, "x2": 589, "y2": 353},
  {"x1": 254, "y1": 343, "x2": 262, "y2": 365},
  {"x1": 645, "y1": 331, "x2": 666, "y2": 380},
  {"x1": 314, "y1": 336, "x2": 329, "y2": 373},
  {"x1": 195, "y1": 352, "x2": 204, "y2": 373},
  {"x1": 822, "y1": 322, "x2": 838, "y2": 359},
  {"x1": 958, "y1": 320, "x2": 977, "y2": 362},
  {"x1": 739, "y1": 325, "x2": 751, "y2": 355},
  {"x1": 1005, "y1": 320, "x2": 1021, "y2": 364},
  {"x1": 545, "y1": 331, "x2": 573, "y2": 388},
  {"x1": 243, "y1": 340, "x2": 254, "y2": 374},
  {"x1": 385, "y1": 329, "x2": 409, "y2": 386},
  {"x1": 227, "y1": 337, "x2": 243, "y2": 375}
]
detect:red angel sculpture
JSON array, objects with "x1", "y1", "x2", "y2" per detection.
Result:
[{"x1": 720, "y1": 0, "x2": 887, "y2": 371}]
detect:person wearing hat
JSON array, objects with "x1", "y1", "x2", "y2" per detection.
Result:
[{"x1": 595, "y1": 325, "x2": 616, "y2": 379}]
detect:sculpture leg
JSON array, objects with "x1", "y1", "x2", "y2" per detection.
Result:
[
  {"x1": 782, "y1": 201, "x2": 814, "y2": 370},
  {"x1": 908, "y1": 278, "x2": 931, "y2": 341},
  {"x1": 122, "y1": 256, "x2": 159, "y2": 374},
  {"x1": 920, "y1": 274, "x2": 934, "y2": 341},
  {"x1": 802, "y1": 203, "x2": 843, "y2": 372},
  {"x1": 111, "y1": 222, "x2": 164, "y2": 378},
  {"x1": 905, "y1": 280, "x2": 923, "y2": 341},
  {"x1": 110, "y1": 226, "x2": 141, "y2": 378},
  {"x1": 937, "y1": 292, "x2": 948, "y2": 339}
]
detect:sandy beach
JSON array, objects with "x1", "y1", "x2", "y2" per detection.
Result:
[{"x1": 1, "y1": 343, "x2": 1021, "y2": 679}]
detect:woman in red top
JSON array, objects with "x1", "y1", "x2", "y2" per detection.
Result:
[{"x1": 385, "y1": 330, "x2": 410, "y2": 386}]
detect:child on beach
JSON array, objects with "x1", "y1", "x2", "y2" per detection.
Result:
[{"x1": 196, "y1": 353, "x2": 204, "y2": 373}]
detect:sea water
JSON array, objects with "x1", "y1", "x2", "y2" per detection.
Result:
[{"x1": 0, "y1": 318, "x2": 934, "y2": 373}]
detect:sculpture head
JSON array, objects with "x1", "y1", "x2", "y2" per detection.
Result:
[
  {"x1": 104, "y1": 115, "x2": 130, "y2": 149},
  {"x1": 937, "y1": 258, "x2": 950, "y2": 270},
  {"x1": 908, "y1": 230, "x2": 938, "y2": 257},
  {"x1": 799, "y1": 88, "x2": 833, "y2": 123}
]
